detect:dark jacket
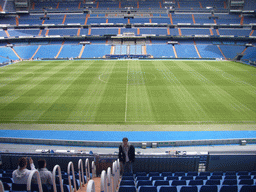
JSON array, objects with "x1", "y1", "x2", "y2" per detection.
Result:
[{"x1": 118, "y1": 144, "x2": 135, "y2": 163}]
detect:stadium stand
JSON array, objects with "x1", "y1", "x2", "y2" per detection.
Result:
[{"x1": 0, "y1": 0, "x2": 256, "y2": 190}]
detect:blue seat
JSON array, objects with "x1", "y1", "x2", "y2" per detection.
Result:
[
  {"x1": 210, "y1": 175, "x2": 222, "y2": 180},
  {"x1": 199, "y1": 185, "x2": 218, "y2": 192},
  {"x1": 181, "y1": 176, "x2": 193, "y2": 180},
  {"x1": 239, "y1": 179, "x2": 254, "y2": 185},
  {"x1": 136, "y1": 180, "x2": 152, "y2": 187},
  {"x1": 224, "y1": 176, "x2": 237, "y2": 180},
  {"x1": 205, "y1": 179, "x2": 221, "y2": 185},
  {"x1": 219, "y1": 185, "x2": 238, "y2": 192},
  {"x1": 165, "y1": 176, "x2": 179, "y2": 181},
  {"x1": 199, "y1": 172, "x2": 211, "y2": 176},
  {"x1": 239, "y1": 185, "x2": 256, "y2": 192},
  {"x1": 174, "y1": 172, "x2": 185, "y2": 176},
  {"x1": 250, "y1": 171, "x2": 256, "y2": 176},
  {"x1": 225, "y1": 171, "x2": 236, "y2": 176},
  {"x1": 0, "y1": 177, "x2": 13, "y2": 184},
  {"x1": 212, "y1": 171, "x2": 223, "y2": 176},
  {"x1": 222, "y1": 179, "x2": 237, "y2": 185},
  {"x1": 187, "y1": 172, "x2": 198, "y2": 176},
  {"x1": 161, "y1": 172, "x2": 173, "y2": 177},
  {"x1": 153, "y1": 180, "x2": 169, "y2": 186},
  {"x1": 189, "y1": 179, "x2": 203, "y2": 186},
  {"x1": 180, "y1": 186, "x2": 197, "y2": 192},
  {"x1": 171, "y1": 180, "x2": 186, "y2": 186},
  {"x1": 2, "y1": 182, "x2": 11, "y2": 191},
  {"x1": 120, "y1": 180, "x2": 135, "y2": 186},
  {"x1": 123, "y1": 172, "x2": 133, "y2": 176},
  {"x1": 148, "y1": 172, "x2": 160, "y2": 177},
  {"x1": 138, "y1": 186, "x2": 157, "y2": 192},
  {"x1": 158, "y1": 186, "x2": 177, "y2": 192},
  {"x1": 237, "y1": 171, "x2": 249, "y2": 176},
  {"x1": 195, "y1": 176, "x2": 208, "y2": 180},
  {"x1": 122, "y1": 176, "x2": 134, "y2": 180},
  {"x1": 135, "y1": 172, "x2": 147, "y2": 177},
  {"x1": 118, "y1": 185, "x2": 136, "y2": 192},
  {"x1": 136, "y1": 176, "x2": 150, "y2": 181},
  {"x1": 150, "y1": 176, "x2": 164, "y2": 181},
  {"x1": 238, "y1": 175, "x2": 251, "y2": 180}
]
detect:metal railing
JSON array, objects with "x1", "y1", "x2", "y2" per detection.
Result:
[{"x1": 52, "y1": 165, "x2": 64, "y2": 192}]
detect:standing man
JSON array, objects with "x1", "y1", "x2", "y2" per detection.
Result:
[{"x1": 118, "y1": 137, "x2": 135, "y2": 175}]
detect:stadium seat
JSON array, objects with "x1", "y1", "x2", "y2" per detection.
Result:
[
  {"x1": 195, "y1": 176, "x2": 208, "y2": 180},
  {"x1": 158, "y1": 186, "x2": 177, "y2": 192},
  {"x1": 165, "y1": 176, "x2": 179, "y2": 181},
  {"x1": 180, "y1": 186, "x2": 197, "y2": 192},
  {"x1": 161, "y1": 172, "x2": 173, "y2": 177},
  {"x1": 239, "y1": 179, "x2": 254, "y2": 185},
  {"x1": 181, "y1": 176, "x2": 193, "y2": 180},
  {"x1": 56, "y1": 184, "x2": 69, "y2": 192},
  {"x1": 123, "y1": 172, "x2": 133, "y2": 176},
  {"x1": 189, "y1": 179, "x2": 203, "y2": 186},
  {"x1": 224, "y1": 176, "x2": 237, "y2": 180},
  {"x1": 238, "y1": 175, "x2": 251, "y2": 180},
  {"x1": 118, "y1": 185, "x2": 136, "y2": 192},
  {"x1": 148, "y1": 172, "x2": 160, "y2": 177},
  {"x1": 2, "y1": 182, "x2": 11, "y2": 191},
  {"x1": 136, "y1": 180, "x2": 152, "y2": 187},
  {"x1": 222, "y1": 179, "x2": 237, "y2": 185},
  {"x1": 187, "y1": 172, "x2": 198, "y2": 176},
  {"x1": 152, "y1": 180, "x2": 169, "y2": 186},
  {"x1": 225, "y1": 171, "x2": 236, "y2": 176},
  {"x1": 199, "y1": 185, "x2": 218, "y2": 192},
  {"x1": 199, "y1": 172, "x2": 211, "y2": 176},
  {"x1": 150, "y1": 176, "x2": 164, "y2": 181},
  {"x1": 205, "y1": 179, "x2": 221, "y2": 185},
  {"x1": 171, "y1": 180, "x2": 186, "y2": 186},
  {"x1": 212, "y1": 171, "x2": 223, "y2": 176},
  {"x1": 174, "y1": 172, "x2": 185, "y2": 176},
  {"x1": 237, "y1": 171, "x2": 249, "y2": 176},
  {"x1": 0, "y1": 177, "x2": 13, "y2": 184},
  {"x1": 136, "y1": 176, "x2": 149, "y2": 181},
  {"x1": 122, "y1": 176, "x2": 134, "y2": 180},
  {"x1": 239, "y1": 185, "x2": 256, "y2": 192},
  {"x1": 120, "y1": 180, "x2": 135, "y2": 186},
  {"x1": 135, "y1": 172, "x2": 147, "y2": 177},
  {"x1": 138, "y1": 186, "x2": 157, "y2": 192},
  {"x1": 219, "y1": 185, "x2": 238, "y2": 192},
  {"x1": 210, "y1": 175, "x2": 222, "y2": 180}
]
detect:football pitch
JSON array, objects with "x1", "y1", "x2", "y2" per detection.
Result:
[{"x1": 0, "y1": 60, "x2": 256, "y2": 131}]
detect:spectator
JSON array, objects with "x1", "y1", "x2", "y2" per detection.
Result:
[
  {"x1": 36, "y1": 159, "x2": 53, "y2": 190},
  {"x1": 118, "y1": 137, "x2": 135, "y2": 174},
  {"x1": 12, "y1": 157, "x2": 35, "y2": 184}
]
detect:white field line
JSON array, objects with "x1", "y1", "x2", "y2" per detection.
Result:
[
  {"x1": 125, "y1": 62, "x2": 129, "y2": 122},
  {"x1": 1, "y1": 119, "x2": 256, "y2": 124}
]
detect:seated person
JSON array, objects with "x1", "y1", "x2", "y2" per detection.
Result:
[
  {"x1": 36, "y1": 159, "x2": 53, "y2": 190},
  {"x1": 12, "y1": 157, "x2": 35, "y2": 184}
]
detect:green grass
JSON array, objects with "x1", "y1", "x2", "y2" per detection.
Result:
[{"x1": 0, "y1": 60, "x2": 256, "y2": 128}]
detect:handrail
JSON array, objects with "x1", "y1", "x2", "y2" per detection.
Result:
[
  {"x1": 67, "y1": 161, "x2": 77, "y2": 192},
  {"x1": 117, "y1": 159, "x2": 120, "y2": 182},
  {"x1": 100, "y1": 170, "x2": 107, "y2": 192},
  {"x1": 107, "y1": 167, "x2": 112, "y2": 192},
  {"x1": 0, "y1": 181, "x2": 4, "y2": 192},
  {"x1": 86, "y1": 180, "x2": 95, "y2": 192},
  {"x1": 78, "y1": 159, "x2": 85, "y2": 188},
  {"x1": 27, "y1": 170, "x2": 43, "y2": 192},
  {"x1": 113, "y1": 161, "x2": 119, "y2": 192},
  {"x1": 52, "y1": 165, "x2": 64, "y2": 192},
  {"x1": 91, "y1": 161, "x2": 96, "y2": 178},
  {"x1": 85, "y1": 158, "x2": 90, "y2": 181}
]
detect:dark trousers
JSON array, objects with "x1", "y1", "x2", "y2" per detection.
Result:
[{"x1": 121, "y1": 161, "x2": 133, "y2": 175}]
